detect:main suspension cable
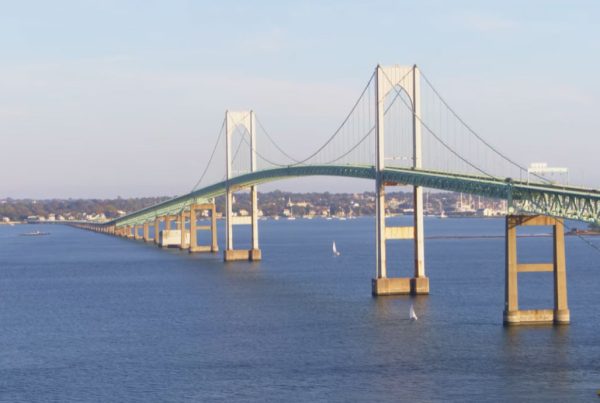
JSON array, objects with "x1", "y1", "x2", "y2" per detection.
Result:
[
  {"x1": 187, "y1": 117, "x2": 226, "y2": 192},
  {"x1": 380, "y1": 68, "x2": 494, "y2": 178},
  {"x1": 256, "y1": 116, "x2": 301, "y2": 164},
  {"x1": 420, "y1": 70, "x2": 550, "y2": 183}
]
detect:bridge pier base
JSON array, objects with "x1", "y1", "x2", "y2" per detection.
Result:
[
  {"x1": 411, "y1": 276, "x2": 430, "y2": 294},
  {"x1": 371, "y1": 277, "x2": 429, "y2": 296},
  {"x1": 224, "y1": 249, "x2": 262, "y2": 262},
  {"x1": 503, "y1": 215, "x2": 570, "y2": 326}
]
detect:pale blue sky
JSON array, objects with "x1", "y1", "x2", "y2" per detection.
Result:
[{"x1": 1, "y1": 1, "x2": 599, "y2": 198}]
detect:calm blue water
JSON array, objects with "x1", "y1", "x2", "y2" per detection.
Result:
[{"x1": 1, "y1": 217, "x2": 600, "y2": 402}]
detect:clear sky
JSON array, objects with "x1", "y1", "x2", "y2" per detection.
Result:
[{"x1": 1, "y1": 0, "x2": 599, "y2": 198}]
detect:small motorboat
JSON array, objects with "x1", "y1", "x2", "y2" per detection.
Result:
[{"x1": 20, "y1": 230, "x2": 50, "y2": 236}]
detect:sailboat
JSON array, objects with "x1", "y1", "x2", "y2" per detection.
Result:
[
  {"x1": 332, "y1": 241, "x2": 340, "y2": 257},
  {"x1": 409, "y1": 304, "x2": 418, "y2": 321}
]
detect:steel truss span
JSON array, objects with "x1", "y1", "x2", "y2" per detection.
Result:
[{"x1": 106, "y1": 164, "x2": 600, "y2": 228}]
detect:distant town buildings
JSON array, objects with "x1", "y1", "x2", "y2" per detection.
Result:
[{"x1": 0, "y1": 191, "x2": 510, "y2": 223}]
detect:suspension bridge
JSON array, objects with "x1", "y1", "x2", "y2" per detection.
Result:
[{"x1": 75, "y1": 65, "x2": 600, "y2": 326}]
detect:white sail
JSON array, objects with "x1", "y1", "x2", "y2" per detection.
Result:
[
  {"x1": 332, "y1": 241, "x2": 340, "y2": 256},
  {"x1": 409, "y1": 304, "x2": 418, "y2": 321}
]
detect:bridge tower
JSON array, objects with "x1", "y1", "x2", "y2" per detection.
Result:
[
  {"x1": 372, "y1": 65, "x2": 429, "y2": 296},
  {"x1": 224, "y1": 110, "x2": 261, "y2": 261}
]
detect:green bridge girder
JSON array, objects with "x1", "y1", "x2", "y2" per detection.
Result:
[{"x1": 104, "y1": 165, "x2": 600, "y2": 227}]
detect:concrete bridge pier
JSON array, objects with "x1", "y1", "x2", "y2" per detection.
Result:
[
  {"x1": 134, "y1": 224, "x2": 142, "y2": 240},
  {"x1": 370, "y1": 182, "x2": 429, "y2": 296},
  {"x1": 224, "y1": 187, "x2": 261, "y2": 262},
  {"x1": 154, "y1": 217, "x2": 162, "y2": 245},
  {"x1": 179, "y1": 210, "x2": 190, "y2": 250},
  {"x1": 189, "y1": 203, "x2": 219, "y2": 253},
  {"x1": 160, "y1": 215, "x2": 174, "y2": 248},
  {"x1": 143, "y1": 222, "x2": 152, "y2": 242},
  {"x1": 503, "y1": 215, "x2": 570, "y2": 325},
  {"x1": 223, "y1": 110, "x2": 261, "y2": 262},
  {"x1": 371, "y1": 64, "x2": 429, "y2": 296},
  {"x1": 126, "y1": 225, "x2": 133, "y2": 239}
]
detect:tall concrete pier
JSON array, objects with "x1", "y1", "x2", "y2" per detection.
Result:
[
  {"x1": 503, "y1": 215, "x2": 570, "y2": 325},
  {"x1": 189, "y1": 203, "x2": 218, "y2": 253}
]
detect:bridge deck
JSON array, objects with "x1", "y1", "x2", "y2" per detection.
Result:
[{"x1": 106, "y1": 165, "x2": 600, "y2": 227}]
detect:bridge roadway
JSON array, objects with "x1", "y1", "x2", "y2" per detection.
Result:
[{"x1": 106, "y1": 164, "x2": 600, "y2": 228}]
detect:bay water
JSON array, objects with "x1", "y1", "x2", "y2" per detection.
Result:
[{"x1": 1, "y1": 217, "x2": 599, "y2": 402}]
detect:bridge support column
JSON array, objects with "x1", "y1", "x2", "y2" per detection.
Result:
[
  {"x1": 371, "y1": 182, "x2": 423, "y2": 295},
  {"x1": 250, "y1": 183, "x2": 261, "y2": 259},
  {"x1": 179, "y1": 210, "x2": 190, "y2": 250},
  {"x1": 133, "y1": 225, "x2": 142, "y2": 240},
  {"x1": 371, "y1": 64, "x2": 428, "y2": 296},
  {"x1": 211, "y1": 204, "x2": 218, "y2": 252},
  {"x1": 161, "y1": 215, "x2": 173, "y2": 248},
  {"x1": 189, "y1": 203, "x2": 219, "y2": 253},
  {"x1": 143, "y1": 222, "x2": 152, "y2": 242},
  {"x1": 154, "y1": 217, "x2": 161, "y2": 245},
  {"x1": 503, "y1": 215, "x2": 570, "y2": 325},
  {"x1": 223, "y1": 110, "x2": 261, "y2": 262},
  {"x1": 411, "y1": 185, "x2": 429, "y2": 294}
]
